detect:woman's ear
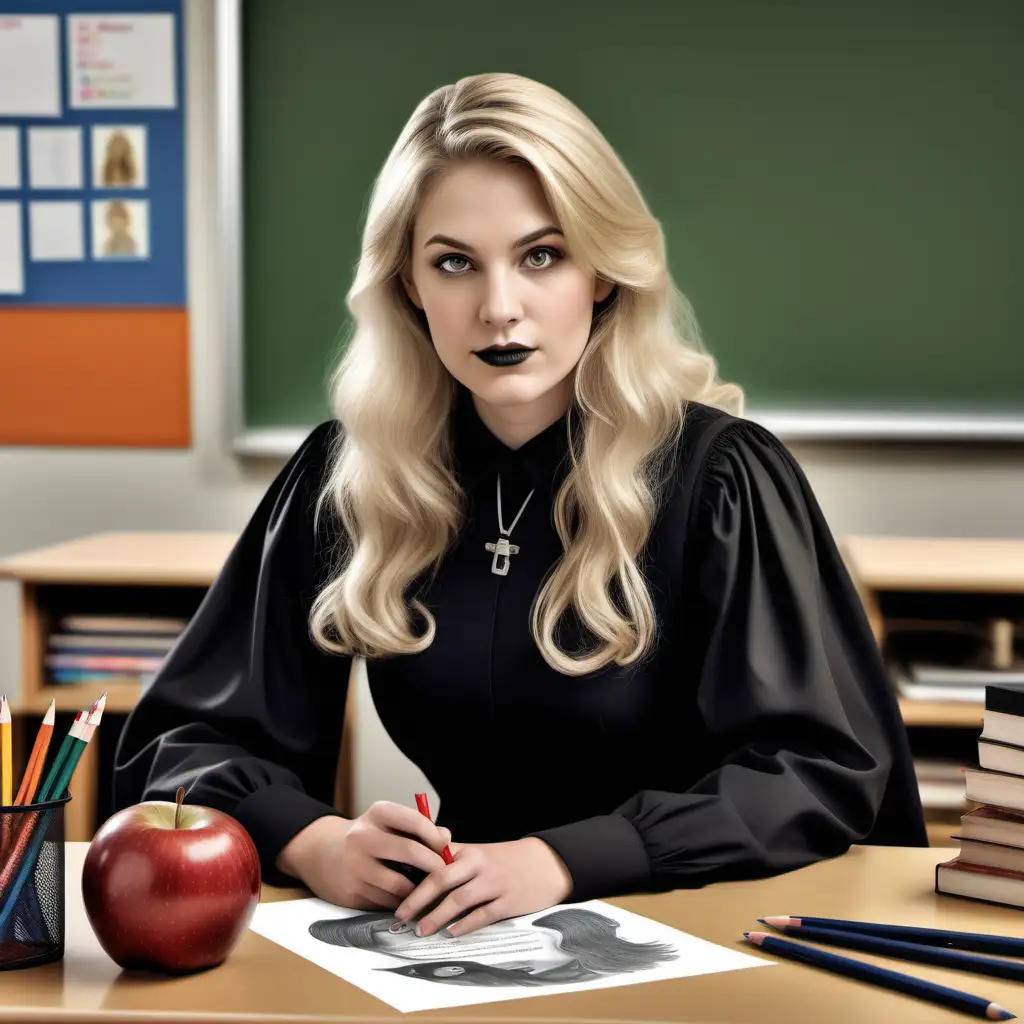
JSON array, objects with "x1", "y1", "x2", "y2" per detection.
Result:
[
  {"x1": 593, "y1": 277, "x2": 615, "y2": 303},
  {"x1": 401, "y1": 267, "x2": 423, "y2": 310}
]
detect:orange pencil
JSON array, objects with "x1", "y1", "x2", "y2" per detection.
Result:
[
  {"x1": 0, "y1": 696, "x2": 10, "y2": 807},
  {"x1": 15, "y1": 700, "x2": 55, "y2": 808}
]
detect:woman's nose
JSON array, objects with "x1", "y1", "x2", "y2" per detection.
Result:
[{"x1": 479, "y1": 270, "x2": 524, "y2": 328}]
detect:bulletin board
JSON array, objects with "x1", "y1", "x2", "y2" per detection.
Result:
[{"x1": 0, "y1": 0, "x2": 188, "y2": 447}]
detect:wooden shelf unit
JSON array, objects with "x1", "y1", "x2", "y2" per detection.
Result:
[
  {"x1": 842, "y1": 535, "x2": 1024, "y2": 847},
  {"x1": 0, "y1": 532, "x2": 356, "y2": 842}
]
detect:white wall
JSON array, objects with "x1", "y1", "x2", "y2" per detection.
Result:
[{"x1": 1, "y1": 0, "x2": 1022, "y2": 817}]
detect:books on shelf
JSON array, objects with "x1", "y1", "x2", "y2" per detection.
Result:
[
  {"x1": 59, "y1": 614, "x2": 188, "y2": 635},
  {"x1": 913, "y1": 758, "x2": 968, "y2": 810},
  {"x1": 936, "y1": 682, "x2": 1024, "y2": 908},
  {"x1": 887, "y1": 615, "x2": 1023, "y2": 702},
  {"x1": 43, "y1": 614, "x2": 183, "y2": 688}
]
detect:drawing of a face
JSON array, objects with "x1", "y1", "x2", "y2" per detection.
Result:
[
  {"x1": 401, "y1": 158, "x2": 613, "y2": 428},
  {"x1": 310, "y1": 907, "x2": 679, "y2": 989},
  {"x1": 369, "y1": 917, "x2": 439, "y2": 951}
]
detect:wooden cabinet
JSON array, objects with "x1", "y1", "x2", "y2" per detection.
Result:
[
  {"x1": 842, "y1": 536, "x2": 1024, "y2": 848},
  {"x1": 0, "y1": 532, "x2": 356, "y2": 840}
]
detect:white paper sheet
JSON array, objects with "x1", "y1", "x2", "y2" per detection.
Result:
[
  {"x1": 249, "y1": 898, "x2": 770, "y2": 1013},
  {"x1": 0, "y1": 15, "x2": 61, "y2": 117},
  {"x1": 0, "y1": 127, "x2": 19, "y2": 189},
  {"x1": 29, "y1": 201, "x2": 84, "y2": 261},
  {"x1": 0, "y1": 202, "x2": 25, "y2": 294},
  {"x1": 69, "y1": 14, "x2": 176, "y2": 109},
  {"x1": 28, "y1": 127, "x2": 83, "y2": 189}
]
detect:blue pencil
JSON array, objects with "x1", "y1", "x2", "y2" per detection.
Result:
[
  {"x1": 764, "y1": 916, "x2": 1024, "y2": 958},
  {"x1": 743, "y1": 933, "x2": 1015, "y2": 1020},
  {"x1": 761, "y1": 922, "x2": 1024, "y2": 982}
]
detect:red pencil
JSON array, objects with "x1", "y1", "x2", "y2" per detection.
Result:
[{"x1": 415, "y1": 792, "x2": 454, "y2": 864}]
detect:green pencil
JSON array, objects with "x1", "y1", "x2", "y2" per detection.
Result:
[
  {"x1": 36, "y1": 692, "x2": 106, "y2": 803},
  {"x1": 35, "y1": 710, "x2": 82, "y2": 804},
  {"x1": 51, "y1": 693, "x2": 106, "y2": 800}
]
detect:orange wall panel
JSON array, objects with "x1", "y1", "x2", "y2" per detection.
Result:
[{"x1": 0, "y1": 309, "x2": 190, "y2": 448}]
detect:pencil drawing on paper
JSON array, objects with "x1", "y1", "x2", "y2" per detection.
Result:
[{"x1": 308, "y1": 907, "x2": 679, "y2": 987}]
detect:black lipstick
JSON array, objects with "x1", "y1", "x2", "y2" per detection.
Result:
[{"x1": 474, "y1": 345, "x2": 535, "y2": 367}]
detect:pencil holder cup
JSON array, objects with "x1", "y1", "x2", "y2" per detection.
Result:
[{"x1": 0, "y1": 795, "x2": 72, "y2": 970}]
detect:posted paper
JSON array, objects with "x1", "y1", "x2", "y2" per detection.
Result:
[
  {"x1": 0, "y1": 202, "x2": 25, "y2": 294},
  {"x1": 69, "y1": 14, "x2": 177, "y2": 109},
  {"x1": 249, "y1": 898, "x2": 770, "y2": 1013},
  {"x1": 30, "y1": 202, "x2": 84, "y2": 261},
  {"x1": 0, "y1": 128, "x2": 19, "y2": 189},
  {"x1": 28, "y1": 127, "x2": 83, "y2": 190},
  {"x1": 0, "y1": 16, "x2": 61, "y2": 117}
]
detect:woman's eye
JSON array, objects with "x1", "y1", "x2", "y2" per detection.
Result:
[
  {"x1": 436, "y1": 254, "x2": 470, "y2": 274},
  {"x1": 434, "y1": 246, "x2": 563, "y2": 276},
  {"x1": 525, "y1": 246, "x2": 561, "y2": 269}
]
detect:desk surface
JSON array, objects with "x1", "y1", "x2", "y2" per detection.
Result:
[{"x1": 1, "y1": 844, "x2": 1020, "y2": 1023}]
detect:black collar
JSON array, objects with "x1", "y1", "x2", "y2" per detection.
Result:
[{"x1": 450, "y1": 382, "x2": 580, "y2": 493}]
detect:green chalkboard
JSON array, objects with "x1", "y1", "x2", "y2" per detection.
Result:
[{"x1": 241, "y1": 0, "x2": 1023, "y2": 432}]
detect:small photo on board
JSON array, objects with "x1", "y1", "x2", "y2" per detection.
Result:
[
  {"x1": 91, "y1": 125, "x2": 147, "y2": 188},
  {"x1": 91, "y1": 199, "x2": 149, "y2": 259}
]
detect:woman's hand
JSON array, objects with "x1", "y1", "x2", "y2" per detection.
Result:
[
  {"x1": 393, "y1": 837, "x2": 573, "y2": 937},
  {"x1": 275, "y1": 801, "x2": 452, "y2": 911}
]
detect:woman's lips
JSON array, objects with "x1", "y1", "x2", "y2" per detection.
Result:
[{"x1": 474, "y1": 348, "x2": 535, "y2": 367}]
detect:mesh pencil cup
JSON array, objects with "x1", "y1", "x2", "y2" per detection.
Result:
[{"x1": 0, "y1": 795, "x2": 72, "y2": 970}]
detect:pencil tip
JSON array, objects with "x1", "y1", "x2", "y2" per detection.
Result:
[
  {"x1": 989, "y1": 1005, "x2": 1015, "y2": 1021},
  {"x1": 43, "y1": 701, "x2": 55, "y2": 724}
]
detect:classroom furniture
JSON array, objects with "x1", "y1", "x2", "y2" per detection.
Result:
[
  {"x1": 841, "y1": 536, "x2": 1024, "y2": 848},
  {"x1": 0, "y1": 843, "x2": 1014, "y2": 1022},
  {"x1": 226, "y1": 0, "x2": 1023, "y2": 449},
  {"x1": 5, "y1": 530, "x2": 1014, "y2": 846},
  {"x1": 0, "y1": 532, "x2": 357, "y2": 842}
]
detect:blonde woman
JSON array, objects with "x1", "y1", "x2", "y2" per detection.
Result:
[
  {"x1": 101, "y1": 200, "x2": 137, "y2": 257},
  {"x1": 114, "y1": 74, "x2": 925, "y2": 940},
  {"x1": 101, "y1": 130, "x2": 137, "y2": 187}
]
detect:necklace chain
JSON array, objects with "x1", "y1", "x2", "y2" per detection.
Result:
[
  {"x1": 497, "y1": 474, "x2": 534, "y2": 535},
  {"x1": 485, "y1": 474, "x2": 534, "y2": 576}
]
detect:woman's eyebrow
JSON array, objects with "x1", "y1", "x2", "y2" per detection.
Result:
[{"x1": 424, "y1": 226, "x2": 562, "y2": 253}]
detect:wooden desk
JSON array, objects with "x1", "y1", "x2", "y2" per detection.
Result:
[{"x1": 0, "y1": 844, "x2": 1020, "y2": 1023}]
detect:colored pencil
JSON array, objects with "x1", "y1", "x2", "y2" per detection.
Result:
[
  {"x1": 761, "y1": 921, "x2": 1024, "y2": 982},
  {"x1": 35, "y1": 710, "x2": 83, "y2": 805},
  {"x1": 762, "y1": 916, "x2": 1024, "y2": 959},
  {"x1": 415, "y1": 792, "x2": 454, "y2": 864},
  {"x1": 51, "y1": 693, "x2": 105, "y2": 800},
  {"x1": 0, "y1": 696, "x2": 11, "y2": 807},
  {"x1": 0, "y1": 700, "x2": 56, "y2": 861},
  {"x1": 0, "y1": 697, "x2": 105, "y2": 935},
  {"x1": 15, "y1": 700, "x2": 55, "y2": 807},
  {"x1": 744, "y1": 933, "x2": 1014, "y2": 1020}
]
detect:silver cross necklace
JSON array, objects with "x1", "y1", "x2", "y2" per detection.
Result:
[{"x1": 485, "y1": 474, "x2": 534, "y2": 576}]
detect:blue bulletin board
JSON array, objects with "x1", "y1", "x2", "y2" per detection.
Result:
[{"x1": 0, "y1": 0, "x2": 185, "y2": 306}]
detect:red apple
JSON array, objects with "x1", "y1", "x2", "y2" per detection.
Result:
[{"x1": 82, "y1": 786, "x2": 261, "y2": 972}]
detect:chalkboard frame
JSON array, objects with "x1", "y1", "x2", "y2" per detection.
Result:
[{"x1": 217, "y1": 0, "x2": 1024, "y2": 456}]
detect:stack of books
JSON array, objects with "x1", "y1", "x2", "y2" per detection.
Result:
[
  {"x1": 43, "y1": 614, "x2": 186, "y2": 690},
  {"x1": 936, "y1": 682, "x2": 1024, "y2": 908}
]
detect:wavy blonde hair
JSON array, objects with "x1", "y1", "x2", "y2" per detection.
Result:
[{"x1": 311, "y1": 72, "x2": 743, "y2": 676}]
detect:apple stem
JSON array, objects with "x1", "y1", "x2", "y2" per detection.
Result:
[{"x1": 174, "y1": 786, "x2": 185, "y2": 829}]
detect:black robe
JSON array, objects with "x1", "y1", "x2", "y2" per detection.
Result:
[{"x1": 113, "y1": 384, "x2": 926, "y2": 897}]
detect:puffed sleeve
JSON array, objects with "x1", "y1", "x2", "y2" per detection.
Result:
[
  {"x1": 532, "y1": 420, "x2": 926, "y2": 901},
  {"x1": 112, "y1": 420, "x2": 354, "y2": 887}
]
